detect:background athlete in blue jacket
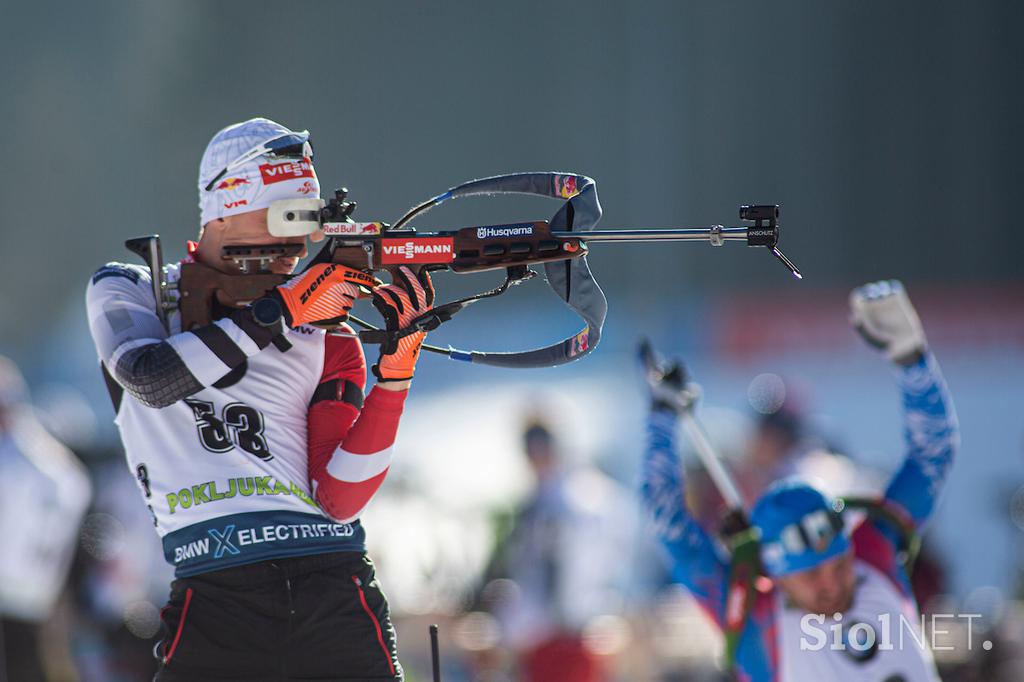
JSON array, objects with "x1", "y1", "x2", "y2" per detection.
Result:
[{"x1": 641, "y1": 281, "x2": 959, "y2": 682}]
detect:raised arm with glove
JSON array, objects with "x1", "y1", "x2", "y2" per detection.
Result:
[
  {"x1": 849, "y1": 279, "x2": 927, "y2": 366},
  {"x1": 850, "y1": 279, "x2": 958, "y2": 531}
]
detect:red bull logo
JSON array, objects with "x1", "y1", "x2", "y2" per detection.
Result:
[
  {"x1": 215, "y1": 177, "x2": 250, "y2": 191},
  {"x1": 556, "y1": 174, "x2": 579, "y2": 199},
  {"x1": 570, "y1": 328, "x2": 589, "y2": 356},
  {"x1": 321, "y1": 222, "x2": 383, "y2": 236}
]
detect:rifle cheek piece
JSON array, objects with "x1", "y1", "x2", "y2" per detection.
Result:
[{"x1": 267, "y1": 198, "x2": 327, "y2": 237}]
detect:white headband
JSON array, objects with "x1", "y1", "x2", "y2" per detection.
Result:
[{"x1": 198, "y1": 118, "x2": 321, "y2": 227}]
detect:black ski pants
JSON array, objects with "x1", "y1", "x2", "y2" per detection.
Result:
[{"x1": 154, "y1": 552, "x2": 401, "y2": 682}]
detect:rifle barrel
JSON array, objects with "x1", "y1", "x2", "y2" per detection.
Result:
[{"x1": 554, "y1": 227, "x2": 748, "y2": 243}]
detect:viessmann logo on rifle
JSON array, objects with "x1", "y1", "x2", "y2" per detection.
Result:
[{"x1": 381, "y1": 238, "x2": 454, "y2": 264}]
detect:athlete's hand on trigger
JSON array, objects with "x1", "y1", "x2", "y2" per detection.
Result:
[
  {"x1": 849, "y1": 279, "x2": 927, "y2": 365},
  {"x1": 370, "y1": 266, "x2": 435, "y2": 384},
  {"x1": 273, "y1": 263, "x2": 380, "y2": 328}
]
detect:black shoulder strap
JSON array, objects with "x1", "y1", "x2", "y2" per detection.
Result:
[
  {"x1": 309, "y1": 378, "x2": 364, "y2": 410},
  {"x1": 100, "y1": 362, "x2": 124, "y2": 413}
]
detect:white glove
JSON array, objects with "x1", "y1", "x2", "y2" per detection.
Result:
[{"x1": 849, "y1": 280, "x2": 926, "y2": 365}]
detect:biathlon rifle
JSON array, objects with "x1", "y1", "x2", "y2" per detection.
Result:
[{"x1": 133, "y1": 172, "x2": 801, "y2": 369}]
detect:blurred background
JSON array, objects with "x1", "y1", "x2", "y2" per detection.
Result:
[{"x1": 1, "y1": 0, "x2": 1023, "y2": 680}]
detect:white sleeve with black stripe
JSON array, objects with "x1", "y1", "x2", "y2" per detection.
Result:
[{"x1": 85, "y1": 262, "x2": 280, "y2": 408}]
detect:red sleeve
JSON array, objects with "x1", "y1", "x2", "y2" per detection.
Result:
[
  {"x1": 308, "y1": 329, "x2": 366, "y2": 470},
  {"x1": 308, "y1": 329, "x2": 409, "y2": 522}
]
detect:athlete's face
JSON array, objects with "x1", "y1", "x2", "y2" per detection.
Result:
[
  {"x1": 776, "y1": 549, "x2": 856, "y2": 615},
  {"x1": 197, "y1": 208, "x2": 312, "y2": 275}
]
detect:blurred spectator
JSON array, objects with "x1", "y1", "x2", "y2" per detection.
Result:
[
  {"x1": 477, "y1": 418, "x2": 633, "y2": 682},
  {"x1": 687, "y1": 390, "x2": 815, "y2": 532},
  {"x1": 741, "y1": 401, "x2": 805, "y2": 497},
  {"x1": 70, "y1": 456, "x2": 174, "y2": 682},
  {"x1": 0, "y1": 356, "x2": 92, "y2": 681}
]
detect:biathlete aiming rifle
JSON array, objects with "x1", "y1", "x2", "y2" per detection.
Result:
[{"x1": 130, "y1": 172, "x2": 801, "y2": 369}]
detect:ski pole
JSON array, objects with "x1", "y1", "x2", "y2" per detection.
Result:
[
  {"x1": 430, "y1": 624, "x2": 441, "y2": 682},
  {"x1": 639, "y1": 339, "x2": 748, "y2": 519}
]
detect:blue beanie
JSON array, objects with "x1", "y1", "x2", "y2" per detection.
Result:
[{"x1": 751, "y1": 479, "x2": 849, "y2": 577}]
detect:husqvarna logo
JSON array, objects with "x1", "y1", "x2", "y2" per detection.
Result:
[{"x1": 476, "y1": 224, "x2": 534, "y2": 239}]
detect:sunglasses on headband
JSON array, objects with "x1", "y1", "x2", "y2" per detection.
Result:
[{"x1": 203, "y1": 131, "x2": 313, "y2": 192}]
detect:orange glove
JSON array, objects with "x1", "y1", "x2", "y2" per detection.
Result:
[
  {"x1": 370, "y1": 266, "x2": 435, "y2": 382},
  {"x1": 273, "y1": 263, "x2": 379, "y2": 328}
]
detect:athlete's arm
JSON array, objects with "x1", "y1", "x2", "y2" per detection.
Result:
[
  {"x1": 86, "y1": 262, "x2": 374, "y2": 409},
  {"x1": 850, "y1": 281, "x2": 959, "y2": 528},
  {"x1": 85, "y1": 264, "x2": 282, "y2": 409},
  {"x1": 307, "y1": 331, "x2": 407, "y2": 523},
  {"x1": 882, "y1": 352, "x2": 958, "y2": 528},
  {"x1": 641, "y1": 407, "x2": 730, "y2": 626},
  {"x1": 307, "y1": 268, "x2": 433, "y2": 523}
]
